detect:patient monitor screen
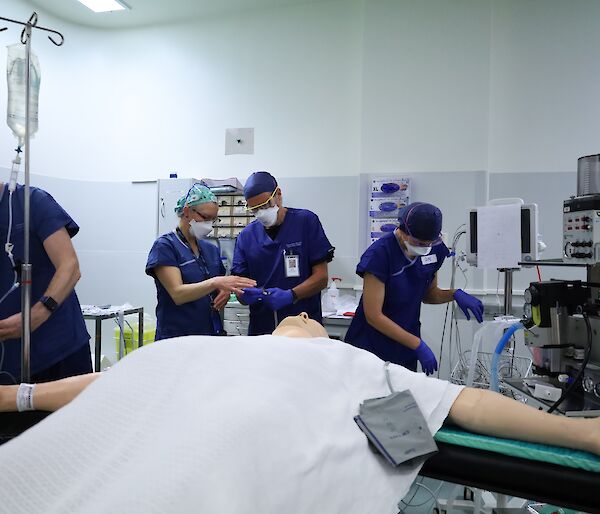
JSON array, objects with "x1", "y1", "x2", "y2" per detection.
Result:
[{"x1": 469, "y1": 208, "x2": 532, "y2": 255}]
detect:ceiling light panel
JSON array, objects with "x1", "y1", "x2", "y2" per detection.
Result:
[{"x1": 76, "y1": 0, "x2": 130, "y2": 13}]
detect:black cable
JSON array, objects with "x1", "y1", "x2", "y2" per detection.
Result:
[
  {"x1": 438, "y1": 303, "x2": 451, "y2": 379},
  {"x1": 438, "y1": 228, "x2": 465, "y2": 378},
  {"x1": 547, "y1": 312, "x2": 592, "y2": 414}
]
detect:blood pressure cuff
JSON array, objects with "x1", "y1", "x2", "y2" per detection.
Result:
[{"x1": 354, "y1": 390, "x2": 438, "y2": 467}]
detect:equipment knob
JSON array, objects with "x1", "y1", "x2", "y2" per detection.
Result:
[{"x1": 525, "y1": 286, "x2": 539, "y2": 305}]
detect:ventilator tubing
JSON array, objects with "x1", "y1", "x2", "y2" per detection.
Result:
[{"x1": 490, "y1": 323, "x2": 525, "y2": 392}]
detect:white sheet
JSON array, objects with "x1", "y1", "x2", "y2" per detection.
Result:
[{"x1": 0, "y1": 335, "x2": 463, "y2": 514}]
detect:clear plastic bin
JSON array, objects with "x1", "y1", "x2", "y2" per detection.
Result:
[{"x1": 451, "y1": 350, "x2": 532, "y2": 395}]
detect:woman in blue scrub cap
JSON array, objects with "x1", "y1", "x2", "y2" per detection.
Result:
[
  {"x1": 146, "y1": 184, "x2": 256, "y2": 340},
  {"x1": 345, "y1": 202, "x2": 483, "y2": 375}
]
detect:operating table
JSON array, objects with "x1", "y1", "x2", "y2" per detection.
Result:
[{"x1": 1, "y1": 412, "x2": 598, "y2": 513}]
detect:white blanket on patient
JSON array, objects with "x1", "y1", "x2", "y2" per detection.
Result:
[{"x1": 0, "y1": 336, "x2": 463, "y2": 514}]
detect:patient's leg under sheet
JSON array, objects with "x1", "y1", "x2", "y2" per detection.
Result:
[{"x1": 0, "y1": 335, "x2": 462, "y2": 514}]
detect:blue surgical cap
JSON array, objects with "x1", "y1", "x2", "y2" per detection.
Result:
[
  {"x1": 398, "y1": 202, "x2": 442, "y2": 241},
  {"x1": 243, "y1": 171, "x2": 278, "y2": 200}
]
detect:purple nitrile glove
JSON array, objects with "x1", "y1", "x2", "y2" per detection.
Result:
[
  {"x1": 239, "y1": 287, "x2": 265, "y2": 306},
  {"x1": 454, "y1": 289, "x2": 484, "y2": 323},
  {"x1": 415, "y1": 340, "x2": 438, "y2": 376},
  {"x1": 263, "y1": 288, "x2": 294, "y2": 311}
]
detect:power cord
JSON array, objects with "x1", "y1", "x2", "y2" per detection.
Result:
[
  {"x1": 547, "y1": 312, "x2": 592, "y2": 414},
  {"x1": 400, "y1": 479, "x2": 443, "y2": 511},
  {"x1": 438, "y1": 226, "x2": 466, "y2": 378}
]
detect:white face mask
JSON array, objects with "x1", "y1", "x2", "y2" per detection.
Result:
[
  {"x1": 405, "y1": 242, "x2": 432, "y2": 257},
  {"x1": 189, "y1": 220, "x2": 213, "y2": 239},
  {"x1": 254, "y1": 205, "x2": 279, "y2": 228}
]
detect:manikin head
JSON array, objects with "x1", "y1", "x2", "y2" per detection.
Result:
[{"x1": 272, "y1": 313, "x2": 329, "y2": 338}]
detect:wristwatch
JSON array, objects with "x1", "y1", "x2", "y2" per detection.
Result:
[
  {"x1": 291, "y1": 289, "x2": 299, "y2": 304},
  {"x1": 40, "y1": 295, "x2": 58, "y2": 313}
]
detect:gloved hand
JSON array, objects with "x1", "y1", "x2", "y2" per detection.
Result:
[
  {"x1": 453, "y1": 289, "x2": 484, "y2": 323},
  {"x1": 263, "y1": 288, "x2": 294, "y2": 311},
  {"x1": 415, "y1": 340, "x2": 438, "y2": 376},
  {"x1": 239, "y1": 287, "x2": 265, "y2": 306}
]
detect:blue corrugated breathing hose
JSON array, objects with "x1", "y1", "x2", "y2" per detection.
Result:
[{"x1": 490, "y1": 322, "x2": 525, "y2": 392}]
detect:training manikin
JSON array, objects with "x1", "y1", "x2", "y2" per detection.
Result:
[{"x1": 0, "y1": 314, "x2": 599, "y2": 514}]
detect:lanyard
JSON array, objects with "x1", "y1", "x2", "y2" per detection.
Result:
[
  {"x1": 175, "y1": 228, "x2": 224, "y2": 335},
  {"x1": 176, "y1": 227, "x2": 211, "y2": 278}
]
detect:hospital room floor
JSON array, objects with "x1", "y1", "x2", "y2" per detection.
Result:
[{"x1": 400, "y1": 478, "x2": 531, "y2": 514}]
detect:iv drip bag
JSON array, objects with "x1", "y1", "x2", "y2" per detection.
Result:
[{"x1": 6, "y1": 43, "x2": 41, "y2": 146}]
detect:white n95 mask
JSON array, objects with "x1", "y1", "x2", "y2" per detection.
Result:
[
  {"x1": 254, "y1": 205, "x2": 279, "y2": 228},
  {"x1": 405, "y1": 242, "x2": 432, "y2": 257},
  {"x1": 189, "y1": 220, "x2": 213, "y2": 239}
]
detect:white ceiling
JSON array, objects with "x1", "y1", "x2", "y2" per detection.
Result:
[{"x1": 24, "y1": 0, "x2": 331, "y2": 29}]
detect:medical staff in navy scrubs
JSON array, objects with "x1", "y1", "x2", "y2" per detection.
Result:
[
  {"x1": 345, "y1": 202, "x2": 484, "y2": 375},
  {"x1": 146, "y1": 184, "x2": 256, "y2": 341},
  {"x1": 0, "y1": 182, "x2": 91, "y2": 385},
  {"x1": 232, "y1": 172, "x2": 334, "y2": 335}
]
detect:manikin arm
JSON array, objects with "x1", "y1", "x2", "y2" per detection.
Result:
[
  {"x1": 0, "y1": 373, "x2": 100, "y2": 412},
  {"x1": 448, "y1": 388, "x2": 600, "y2": 455}
]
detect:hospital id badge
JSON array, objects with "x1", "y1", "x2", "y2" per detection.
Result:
[
  {"x1": 285, "y1": 253, "x2": 300, "y2": 278},
  {"x1": 421, "y1": 254, "x2": 437, "y2": 265}
]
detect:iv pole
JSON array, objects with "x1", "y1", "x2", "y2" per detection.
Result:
[{"x1": 0, "y1": 13, "x2": 64, "y2": 382}]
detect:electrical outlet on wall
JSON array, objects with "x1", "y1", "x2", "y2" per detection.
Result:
[{"x1": 225, "y1": 127, "x2": 254, "y2": 155}]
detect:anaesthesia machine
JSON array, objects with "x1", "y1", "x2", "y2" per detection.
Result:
[{"x1": 516, "y1": 155, "x2": 600, "y2": 414}]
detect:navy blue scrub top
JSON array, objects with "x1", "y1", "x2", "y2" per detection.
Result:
[
  {"x1": 146, "y1": 231, "x2": 225, "y2": 340},
  {"x1": 232, "y1": 208, "x2": 334, "y2": 335},
  {"x1": 345, "y1": 232, "x2": 449, "y2": 370},
  {"x1": 0, "y1": 184, "x2": 90, "y2": 384}
]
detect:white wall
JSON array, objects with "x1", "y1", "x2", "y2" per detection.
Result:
[
  {"x1": 1, "y1": 0, "x2": 363, "y2": 182},
  {"x1": 360, "y1": 0, "x2": 492, "y2": 174},
  {"x1": 488, "y1": 0, "x2": 600, "y2": 173},
  {"x1": 6, "y1": 0, "x2": 600, "y2": 179}
]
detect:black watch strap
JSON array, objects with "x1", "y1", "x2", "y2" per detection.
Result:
[
  {"x1": 291, "y1": 289, "x2": 299, "y2": 304},
  {"x1": 40, "y1": 295, "x2": 58, "y2": 313}
]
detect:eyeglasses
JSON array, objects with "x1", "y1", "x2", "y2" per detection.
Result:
[
  {"x1": 245, "y1": 187, "x2": 279, "y2": 214},
  {"x1": 405, "y1": 232, "x2": 443, "y2": 248},
  {"x1": 191, "y1": 208, "x2": 218, "y2": 224}
]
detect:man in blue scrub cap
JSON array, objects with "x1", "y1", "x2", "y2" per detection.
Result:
[
  {"x1": 0, "y1": 182, "x2": 91, "y2": 385},
  {"x1": 232, "y1": 171, "x2": 335, "y2": 335},
  {"x1": 345, "y1": 202, "x2": 483, "y2": 375}
]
